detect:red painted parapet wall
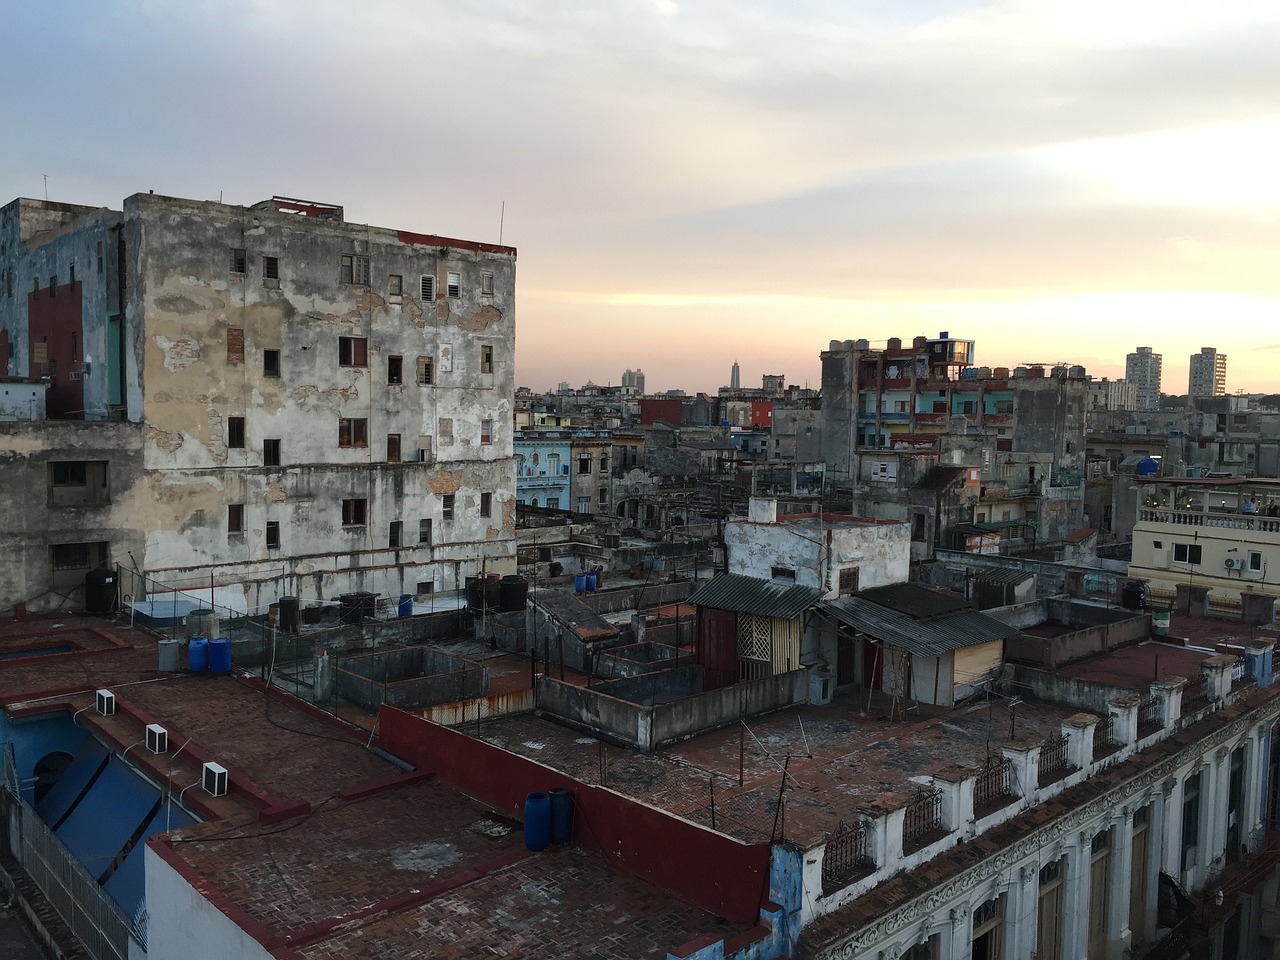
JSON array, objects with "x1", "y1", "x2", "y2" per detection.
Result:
[{"x1": 378, "y1": 706, "x2": 771, "y2": 926}]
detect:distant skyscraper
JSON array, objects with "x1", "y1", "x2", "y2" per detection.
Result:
[
  {"x1": 621, "y1": 368, "x2": 646, "y2": 395},
  {"x1": 1125, "y1": 346, "x2": 1162, "y2": 411},
  {"x1": 1188, "y1": 347, "x2": 1227, "y2": 398},
  {"x1": 730, "y1": 361, "x2": 740, "y2": 390}
]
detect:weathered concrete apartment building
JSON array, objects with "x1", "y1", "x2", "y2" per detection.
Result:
[{"x1": 0, "y1": 192, "x2": 516, "y2": 614}]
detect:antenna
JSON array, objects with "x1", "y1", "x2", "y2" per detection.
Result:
[
  {"x1": 43, "y1": 174, "x2": 48, "y2": 201},
  {"x1": 499, "y1": 200, "x2": 505, "y2": 245}
]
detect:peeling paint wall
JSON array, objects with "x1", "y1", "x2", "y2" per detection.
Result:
[
  {"x1": 1, "y1": 192, "x2": 518, "y2": 613},
  {"x1": 125, "y1": 194, "x2": 517, "y2": 609},
  {"x1": 725, "y1": 517, "x2": 910, "y2": 597},
  {"x1": 0, "y1": 420, "x2": 146, "y2": 612}
]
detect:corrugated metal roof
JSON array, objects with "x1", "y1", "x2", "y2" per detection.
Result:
[
  {"x1": 856, "y1": 583, "x2": 970, "y2": 618},
  {"x1": 688, "y1": 574, "x2": 824, "y2": 619},
  {"x1": 821, "y1": 594, "x2": 1020, "y2": 657}
]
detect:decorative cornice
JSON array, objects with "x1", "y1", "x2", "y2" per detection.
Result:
[{"x1": 817, "y1": 696, "x2": 1280, "y2": 959}]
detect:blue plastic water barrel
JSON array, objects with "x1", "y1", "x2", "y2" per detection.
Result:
[
  {"x1": 188, "y1": 637, "x2": 209, "y2": 673},
  {"x1": 524, "y1": 792, "x2": 551, "y2": 852},
  {"x1": 549, "y1": 787, "x2": 573, "y2": 844},
  {"x1": 585, "y1": 572, "x2": 597, "y2": 592},
  {"x1": 209, "y1": 637, "x2": 232, "y2": 673},
  {"x1": 574, "y1": 574, "x2": 587, "y2": 594},
  {"x1": 398, "y1": 594, "x2": 414, "y2": 617}
]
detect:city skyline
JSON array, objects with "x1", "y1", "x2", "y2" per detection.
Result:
[{"x1": 4, "y1": 2, "x2": 1279, "y2": 395}]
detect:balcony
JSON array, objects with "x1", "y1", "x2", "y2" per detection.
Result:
[
  {"x1": 516, "y1": 473, "x2": 568, "y2": 489},
  {"x1": 1138, "y1": 508, "x2": 1280, "y2": 535}
]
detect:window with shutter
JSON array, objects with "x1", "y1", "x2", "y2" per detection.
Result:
[{"x1": 421, "y1": 275, "x2": 436, "y2": 300}]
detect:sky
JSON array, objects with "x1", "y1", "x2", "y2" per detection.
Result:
[{"x1": 4, "y1": 0, "x2": 1280, "y2": 395}]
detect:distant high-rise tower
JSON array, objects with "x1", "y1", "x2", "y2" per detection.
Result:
[
  {"x1": 730, "y1": 361, "x2": 740, "y2": 390},
  {"x1": 621, "y1": 368, "x2": 645, "y2": 395},
  {"x1": 1125, "y1": 346, "x2": 1162, "y2": 411},
  {"x1": 1188, "y1": 347, "x2": 1227, "y2": 398}
]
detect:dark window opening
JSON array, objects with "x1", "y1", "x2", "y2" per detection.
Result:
[
  {"x1": 338, "y1": 418, "x2": 368, "y2": 448},
  {"x1": 228, "y1": 503, "x2": 245, "y2": 534},
  {"x1": 230, "y1": 248, "x2": 247, "y2": 273},
  {"x1": 266, "y1": 521, "x2": 280, "y2": 549},
  {"x1": 341, "y1": 498, "x2": 367, "y2": 527},
  {"x1": 442, "y1": 494, "x2": 455, "y2": 522},
  {"x1": 262, "y1": 255, "x2": 279, "y2": 281},
  {"x1": 263, "y1": 349, "x2": 280, "y2": 378},
  {"x1": 389, "y1": 520, "x2": 403, "y2": 548},
  {"x1": 227, "y1": 416, "x2": 246, "y2": 449},
  {"x1": 480, "y1": 492, "x2": 492, "y2": 517},
  {"x1": 388, "y1": 355, "x2": 403, "y2": 384},
  {"x1": 264, "y1": 438, "x2": 281, "y2": 467},
  {"x1": 338, "y1": 336, "x2": 368, "y2": 367},
  {"x1": 387, "y1": 434, "x2": 401, "y2": 462}
]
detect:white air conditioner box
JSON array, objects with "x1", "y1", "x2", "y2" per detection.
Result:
[
  {"x1": 95, "y1": 689, "x2": 115, "y2": 716},
  {"x1": 202, "y1": 761, "x2": 228, "y2": 797},
  {"x1": 146, "y1": 724, "x2": 168, "y2": 754}
]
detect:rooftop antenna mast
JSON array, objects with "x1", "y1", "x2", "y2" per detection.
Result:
[
  {"x1": 499, "y1": 200, "x2": 505, "y2": 245},
  {"x1": 43, "y1": 174, "x2": 48, "y2": 201}
]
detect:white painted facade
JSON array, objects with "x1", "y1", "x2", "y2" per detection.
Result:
[
  {"x1": 144, "y1": 845, "x2": 275, "y2": 960},
  {"x1": 726, "y1": 499, "x2": 910, "y2": 598}
]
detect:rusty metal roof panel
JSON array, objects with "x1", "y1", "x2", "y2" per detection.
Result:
[
  {"x1": 821, "y1": 595, "x2": 1020, "y2": 657},
  {"x1": 688, "y1": 574, "x2": 824, "y2": 619}
]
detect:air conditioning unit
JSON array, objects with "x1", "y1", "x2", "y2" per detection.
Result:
[
  {"x1": 146, "y1": 724, "x2": 168, "y2": 754},
  {"x1": 95, "y1": 689, "x2": 115, "y2": 716},
  {"x1": 202, "y1": 761, "x2": 228, "y2": 797},
  {"x1": 1225, "y1": 556, "x2": 1245, "y2": 570}
]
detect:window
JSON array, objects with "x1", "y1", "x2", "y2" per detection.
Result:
[
  {"x1": 340, "y1": 254, "x2": 370, "y2": 285},
  {"x1": 1173, "y1": 543, "x2": 1202, "y2": 565},
  {"x1": 1181, "y1": 771, "x2": 1201, "y2": 872},
  {"x1": 417, "y1": 435, "x2": 433, "y2": 462},
  {"x1": 338, "y1": 336, "x2": 368, "y2": 367},
  {"x1": 388, "y1": 520, "x2": 403, "y2": 548},
  {"x1": 481, "y1": 345, "x2": 494, "y2": 374},
  {"x1": 442, "y1": 494, "x2": 455, "y2": 522},
  {"x1": 227, "y1": 327, "x2": 245, "y2": 364},
  {"x1": 230, "y1": 248, "x2": 247, "y2": 273},
  {"x1": 971, "y1": 895, "x2": 1005, "y2": 960},
  {"x1": 481, "y1": 419, "x2": 493, "y2": 444},
  {"x1": 420, "y1": 275, "x2": 436, "y2": 301},
  {"x1": 447, "y1": 271, "x2": 461, "y2": 298},
  {"x1": 263, "y1": 438, "x2": 281, "y2": 467},
  {"x1": 576, "y1": 496, "x2": 590, "y2": 513},
  {"x1": 262, "y1": 256, "x2": 279, "y2": 281},
  {"x1": 1250, "y1": 551, "x2": 1264, "y2": 572},
  {"x1": 338, "y1": 417, "x2": 368, "y2": 448},
  {"x1": 48, "y1": 461, "x2": 109, "y2": 506},
  {"x1": 227, "y1": 417, "x2": 246, "y2": 449},
  {"x1": 480, "y1": 492, "x2": 492, "y2": 517},
  {"x1": 228, "y1": 504, "x2": 245, "y2": 534},
  {"x1": 97, "y1": 240, "x2": 103, "y2": 274},
  {"x1": 266, "y1": 521, "x2": 280, "y2": 549},
  {"x1": 771, "y1": 566, "x2": 796, "y2": 582},
  {"x1": 578, "y1": 455, "x2": 591, "y2": 474},
  {"x1": 48, "y1": 274, "x2": 57, "y2": 295},
  {"x1": 419, "y1": 519, "x2": 433, "y2": 545},
  {"x1": 481, "y1": 271, "x2": 494, "y2": 296},
  {"x1": 388, "y1": 355, "x2": 403, "y2": 384},
  {"x1": 387, "y1": 433, "x2": 401, "y2": 462},
  {"x1": 416, "y1": 580, "x2": 433, "y2": 595},
  {"x1": 341, "y1": 498, "x2": 367, "y2": 526},
  {"x1": 438, "y1": 418, "x2": 453, "y2": 445},
  {"x1": 417, "y1": 355, "x2": 434, "y2": 385},
  {"x1": 51, "y1": 462, "x2": 87, "y2": 486},
  {"x1": 389, "y1": 274, "x2": 402, "y2": 297},
  {"x1": 838, "y1": 567, "x2": 859, "y2": 595},
  {"x1": 51, "y1": 542, "x2": 101, "y2": 572},
  {"x1": 263, "y1": 349, "x2": 280, "y2": 378},
  {"x1": 599, "y1": 486, "x2": 608, "y2": 505}
]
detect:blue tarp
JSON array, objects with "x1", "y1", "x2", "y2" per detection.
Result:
[
  {"x1": 35, "y1": 737, "x2": 108, "y2": 824},
  {"x1": 56, "y1": 758, "x2": 157, "y2": 878},
  {"x1": 103, "y1": 803, "x2": 195, "y2": 915}
]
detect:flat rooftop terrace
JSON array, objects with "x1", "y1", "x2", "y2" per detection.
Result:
[{"x1": 0, "y1": 614, "x2": 753, "y2": 959}]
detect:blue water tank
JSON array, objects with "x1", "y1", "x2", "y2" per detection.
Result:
[
  {"x1": 586, "y1": 572, "x2": 597, "y2": 592},
  {"x1": 524, "y1": 792, "x2": 551, "y2": 851},
  {"x1": 189, "y1": 637, "x2": 209, "y2": 673},
  {"x1": 549, "y1": 787, "x2": 573, "y2": 844},
  {"x1": 574, "y1": 573, "x2": 587, "y2": 594},
  {"x1": 1138, "y1": 457, "x2": 1160, "y2": 476},
  {"x1": 398, "y1": 594, "x2": 414, "y2": 617},
  {"x1": 209, "y1": 637, "x2": 232, "y2": 673}
]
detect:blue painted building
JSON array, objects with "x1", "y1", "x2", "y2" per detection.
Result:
[{"x1": 514, "y1": 429, "x2": 573, "y2": 510}]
